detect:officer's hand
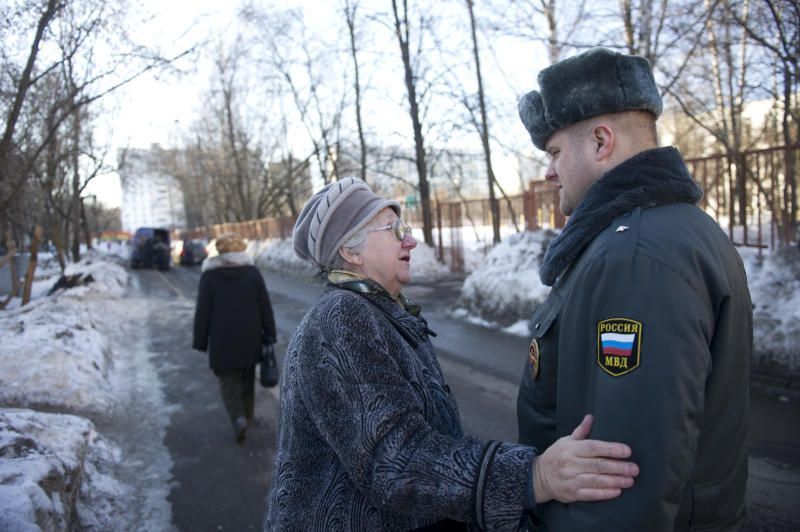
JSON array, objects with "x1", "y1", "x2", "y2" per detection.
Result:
[{"x1": 533, "y1": 414, "x2": 639, "y2": 503}]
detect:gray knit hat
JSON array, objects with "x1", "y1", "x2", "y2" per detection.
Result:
[
  {"x1": 292, "y1": 177, "x2": 401, "y2": 269},
  {"x1": 518, "y1": 47, "x2": 663, "y2": 150}
]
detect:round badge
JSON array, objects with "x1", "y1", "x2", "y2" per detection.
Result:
[{"x1": 528, "y1": 338, "x2": 540, "y2": 379}]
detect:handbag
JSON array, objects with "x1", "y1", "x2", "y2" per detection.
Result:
[{"x1": 259, "y1": 343, "x2": 280, "y2": 388}]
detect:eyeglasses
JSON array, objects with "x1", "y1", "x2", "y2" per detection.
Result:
[{"x1": 366, "y1": 219, "x2": 413, "y2": 241}]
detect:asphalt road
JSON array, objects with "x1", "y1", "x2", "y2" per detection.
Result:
[{"x1": 131, "y1": 265, "x2": 800, "y2": 531}]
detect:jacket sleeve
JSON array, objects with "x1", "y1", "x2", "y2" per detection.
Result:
[
  {"x1": 543, "y1": 250, "x2": 713, "y2": 530},
  {"x1": 296, "y1": 297, "x2": 535, "y2": 530},
  {"x1": 192, "y1": 272, "x2": 212, "y2": 352},
  {"x1": 256, "y1": 270, "x2": 277, "y2": 345}
]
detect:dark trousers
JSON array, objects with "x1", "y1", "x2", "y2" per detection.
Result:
[{"x1": 213, "y1": 366, "x2": 256, "y2": 424}]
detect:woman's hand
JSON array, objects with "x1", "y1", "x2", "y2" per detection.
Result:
[{"x1": 533, "y1": 414, "x2": 639, "y2": 503}]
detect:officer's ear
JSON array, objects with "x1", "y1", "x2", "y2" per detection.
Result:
[{"x1": 591, "y1": 123, "x2": 615, "y2": 162}]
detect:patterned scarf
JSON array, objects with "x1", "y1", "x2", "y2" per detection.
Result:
[
  {"x1": 540, "y1": 147, "x2": 703, "y2": 286},
  {"x1": 327, "y1": 269, "x2": 422, "y2": 317}
]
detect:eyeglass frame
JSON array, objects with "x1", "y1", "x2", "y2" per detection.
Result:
[{"x1": 366, "y1": 219, "x2": 413, "y2": 241}]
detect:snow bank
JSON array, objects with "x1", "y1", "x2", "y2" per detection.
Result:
[
  {"x1": 0, "y1": 257, "x2": 128, "y2": 418},
  {"x1": 0, "y1": 409, "x2": 124, "y2": 532},
  {"x1": 459, "y1": 230, "x2": 557, "y2": 327},
  {"x1": 460, "y1": 229, "x2": 800, "y2": 373},
  {"x1": 251, "y1": 238, "x2": 451, "y2": 282},
  {"x1": 410, "y1": 243, "x2": 450, "y2": 281},
  {"x1": 739, "y1": 246, "x2": 800, "y2": 372},
  {"x1": 253, "y1": 238, "x2": 319, "y2": 278},
  {"x1": 0, "y1": 254, "x2": 137, "y2": 531}
]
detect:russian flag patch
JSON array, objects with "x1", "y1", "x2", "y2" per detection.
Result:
[{"x1": 597, "y1": 318, "x2": 642, "y2": 376}]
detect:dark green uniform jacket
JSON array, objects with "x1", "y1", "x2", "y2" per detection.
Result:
[{"x1": 518, "y1": 147, "x2": 752, "y2": 531}]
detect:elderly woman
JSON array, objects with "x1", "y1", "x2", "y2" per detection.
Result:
[
  {"x1": 193, "y1": 233, "x2": 277, "y2": 442},
  {"x1": 265, "y1": 177, "x2": 638, "y2": 530}
]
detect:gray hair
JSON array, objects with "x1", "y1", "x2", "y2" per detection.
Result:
[{"x1": 326, "y1": 220, "x2": 375, "y2": 272}]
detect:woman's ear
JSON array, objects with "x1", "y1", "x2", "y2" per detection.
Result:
[
  {"x1": 339, "y1": 246, "x2": 363, "y2": 267},
  {"x1": 592, "y1": 123, "x2": 615, "y2": 162}
]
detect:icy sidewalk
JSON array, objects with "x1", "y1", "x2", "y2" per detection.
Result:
[{"x1": 0, "y1": 254, "x2": 173, "y2": 531}]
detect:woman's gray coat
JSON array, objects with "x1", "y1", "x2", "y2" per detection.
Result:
[{"x1": 265, "y1": 285, "x2": 535, "y2": 531}]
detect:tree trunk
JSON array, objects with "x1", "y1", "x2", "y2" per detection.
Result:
[
  {"x1": 0, "y1": 231, "x2": 18, "y2": 309},
  {"x1": 0, "y1": 0, "x2": 61, "y2": 209},
  {"x1": 71, "y1": 110, "x2": 81, "y2": 263},
  {"x1": 391, "y1": 0, "x2": 433, "y2": 245},
  {"x1": 345, "y1": 2, "x2": 368, "y2": 183},
  {"x1": 466, "y1": 0, "x2": 501, "y2": 243},
  {"x1": 22, "y1": 225, "x2": 42, "y2": 306},
  {"x1": 51, "y1": 221, "x2": 66, "y2": 271}
]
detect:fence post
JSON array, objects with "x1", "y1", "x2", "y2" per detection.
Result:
[
  {"x1": 436, "y1": 200, "x2": 444, "y2": 262},
  {"x1": 553, "y1": 189, "x2": 565, "y2": 228},
  {"x1": 524, "y1": 181, "x2": 536, "y2": 231}
]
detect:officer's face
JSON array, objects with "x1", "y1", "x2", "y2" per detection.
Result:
[{"x1": 544, "y1": 123, "x2": 602, "y2": 216}]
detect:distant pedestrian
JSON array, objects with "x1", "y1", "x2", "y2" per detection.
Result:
[
  {"x1": 516, "y1": 47, "x2": 753, "y2": 529},
  {"x1": 192, "y1": 233, "x2": 277, "y2": 442},
  {"x1": 265, "y1": 177, "x2": 639, "y2": 531}
]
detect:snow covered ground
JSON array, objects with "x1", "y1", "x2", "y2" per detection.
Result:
[
  {"x1": 456, "y1": 230, "x2": 800, "y2": 373},
  {"x1": 0, "y1": 250, "x2": 174, "y2": 531}
]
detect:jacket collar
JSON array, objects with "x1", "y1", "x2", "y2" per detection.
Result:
[
  {"x1": 328, "y1": 278, "x2": 434, "y2": 346},
  {"x1": 540, "y1": 147, "x2": 703, "y2": 286},
  {"x1": 202, "y1": 251, "x2": 253, "y2": 272},
  {"x1": 328, "y1": 269, "x2": 420, "y2": 316}
]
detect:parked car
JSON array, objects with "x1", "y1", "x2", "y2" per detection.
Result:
[
  {"x1": 175, "y1": 239, "x2": 208, "y2": 266},
  {"x1": 129, "y1": 227, "x2": 171, "y2": 270}
]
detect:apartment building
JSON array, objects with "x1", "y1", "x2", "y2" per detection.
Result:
[{"x1": 119, "y1": 145, "x2": 186, "y2": 232}]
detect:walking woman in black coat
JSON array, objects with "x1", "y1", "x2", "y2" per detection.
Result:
[{"x1": 192, "y1": 233, "x2": 276, "y2": 442}]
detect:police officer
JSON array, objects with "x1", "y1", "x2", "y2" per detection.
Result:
[{"x1": 516, "y1": 47, "x2": 752, "y2": 530}]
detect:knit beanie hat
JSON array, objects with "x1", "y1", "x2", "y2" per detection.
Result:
[
  {"x1": 518, "y1": 47, "x2": 663, "y2": 150},
  {"x1": 215, "y1": 233, "x2": 247, "y2": 254},
  {"x1": 292, "y1": 177, "x2": 401, "y2": 269}
]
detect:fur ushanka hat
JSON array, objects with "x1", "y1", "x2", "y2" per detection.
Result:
[
  {"x1": 292, "y1": 177, "x2": 401, "y2": 269},
  {"x1": 518, "y1": 47, "x2": 663, "y2": 150}
]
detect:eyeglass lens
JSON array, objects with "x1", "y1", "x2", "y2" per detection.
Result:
[{"x1": 393, "y1": 220, "x2": 411, "y2": 240}]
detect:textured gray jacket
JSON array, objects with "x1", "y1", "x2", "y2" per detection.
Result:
[
  {"x1": 266, "y1": 284, "x2": 535, "y2": 531},
  {"x1": 518, "y1": 148, "x2": 752, "y2": 531}
]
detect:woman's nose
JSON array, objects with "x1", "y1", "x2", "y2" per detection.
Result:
[{"x1": 402, "y1": 233, "x2": 417, "y2": 248}]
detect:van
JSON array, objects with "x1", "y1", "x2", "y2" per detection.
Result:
[{"x1": 130, "y1": 227, "x2": 171, "y2": 270}]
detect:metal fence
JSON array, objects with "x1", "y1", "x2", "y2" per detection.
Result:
[
  {"x1": 687, "y1": 144, "x2": 799, "y2": 250},
  {"x1": 180, "y1": 145, "x2": 798, "y2": 273}
]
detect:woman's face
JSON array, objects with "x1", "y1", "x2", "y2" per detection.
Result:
[{"x1": 359, "y1": 207, "x2": 417, "y2": 297}]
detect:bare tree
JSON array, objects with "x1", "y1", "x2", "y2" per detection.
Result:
[
  {"x1": 390, "y1": 0, "x2": 434, "y2": 245},
  {"x1": 726, "y1": 0, "x2": 799, "y2": 238},
  {"x1": 495, "y1": 0, "x2": 589, "y2": 63},
  {"x1": 242, "y1": 6, "x2": 349, "y2": 185},
  {"x1": 0, "y1": 0, "x2": 194, "y2": 260},
  {"x1": 344, "y1": 0, "x2": 368, "y2": 183},
  {"x1": 665, "y1": 0, "x2": 755, "y2": 228},
  {"x1": 466, "y1": 0, "x2": 502, "y2": 243}
]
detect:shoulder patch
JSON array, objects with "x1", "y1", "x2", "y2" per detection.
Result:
[{"x1": 597, "y1": 318, "x2": 642, "y2": 376}]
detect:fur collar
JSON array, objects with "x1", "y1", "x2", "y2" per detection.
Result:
[
  {"x1": 202, "y1": 251, "x2": 254, "y2": 272},
  {"x1": 540, "y1": 147, "x2": 702, "y2": 286}
]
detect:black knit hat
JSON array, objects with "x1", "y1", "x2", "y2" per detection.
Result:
[{"x1": 518, "y1": 47, "x2": 663, "y2": 150}]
